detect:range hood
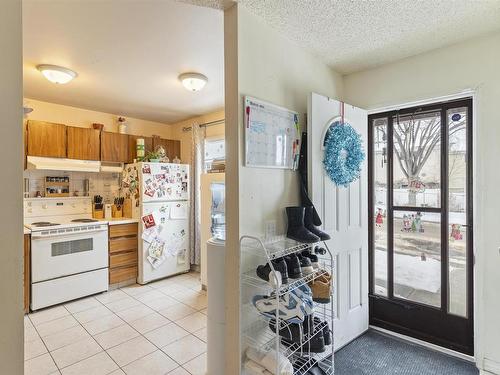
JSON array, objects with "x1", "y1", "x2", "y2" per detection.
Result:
[{"x1": 27, "y1": 156, "x2": 101, "y2": 173}]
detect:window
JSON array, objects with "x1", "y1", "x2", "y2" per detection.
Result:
[{"x1": 204, "y1": 138, "x2": 225, "y2": 172}]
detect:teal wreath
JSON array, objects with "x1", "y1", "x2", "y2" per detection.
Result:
[{"x1": 323, "y1": 121, "x2": 365, "y2": 187}]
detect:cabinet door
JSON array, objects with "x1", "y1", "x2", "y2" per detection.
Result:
[
  {"x1": 152, "y1": 137, "x2": 181, "y2": 161},
  {"x1": 27, "y1": 120, "x2": 67, "y2": 158},
  {"x1": 128, "y1": 135, "x2": 153, "y2": 163},
  {"x1": 67, "y1": 127, "x2": 100, "y2": 160},
  {"x1": 101, "y1": 131, "x2": 129, "y2": 162}
]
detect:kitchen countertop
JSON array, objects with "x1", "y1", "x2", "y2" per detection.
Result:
[
  {"x1": 100, "y1": 218, "x2": 139, "y2": 226},
  {"x1": 24, "y1": 227, "x2": 31, "y2": 235}
]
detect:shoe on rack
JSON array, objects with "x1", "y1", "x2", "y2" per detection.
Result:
[
  {"x1": 268, "y1": 319, "x2": 303, "y2": 343},
  {"x1": 286, "y1": 207, "x2": 320, "y2": 244},
  {"x1": 252, "y1": 292, "x2": 306, "y2": 324},
  {"x1": 291, "y1": 284, "x2": 314, "y2": 315},
  {"x1": 314, "y1": 246, "x2": 327, "y2": 255},
  {"x1": 313, "y1": 317, "x2": 332, "y2": 346},
  {"x1": 282, "y1": 327, "x2": 325, "y2": 353},
  {"x1": 284, "y1": 254, "x2": 303, "y2": 279},
  {"x1": 256, "y1": 258, "x2": 289, "y2": 286},
  {"x1": 304, "y1": 206, "x2": 331, "y2": 241},
  {"x1": 297, "y1": 254, "x2": 314, "y2": 275},
  {"x1": 301, "y1": 250, "x2": 319, "y2": 269},
  {"x1": 302, "y1": 313, "x2": 315, "y2": 336},
  {"x1": 309, "y1": 273, "x2": 332, "y2": 304}
]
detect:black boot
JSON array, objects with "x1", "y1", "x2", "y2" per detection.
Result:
[
  {"x1": 286, "y1": 207, "x2": 320, "y2": 244},
  {"x1": 304, "y1": 207, "x2": 331, "y2": 241}
]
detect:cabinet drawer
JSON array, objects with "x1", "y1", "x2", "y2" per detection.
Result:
[
  {"x1": 109, "y1": 237, "x2": 137, "y2": 254},
  {"x1": 109, "y1": 266, "x2": 137, "y2": 284},
  {"x1": 110, "y1": 251, "x2": 137, "y2": 268},
  {"x1": 109, "y1": 223, "x2": 138, "y2": 238}
]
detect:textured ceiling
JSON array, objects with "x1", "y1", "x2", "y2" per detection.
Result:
[
  {"x1": 183, "y1": 0, "x2": 500, "y2": 74},
  {"x1": 23, "y1": 0, "x2": 224, "y2": 124}
]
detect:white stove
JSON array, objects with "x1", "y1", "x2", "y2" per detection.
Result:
[{"x1": 24, "y1": 197, "x2": 109, "y2": 311}]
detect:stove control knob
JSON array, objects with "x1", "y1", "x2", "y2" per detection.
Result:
[
  {"x1": 27, "y1": 202, "x2": 32, "y2": 207},
  {"x1": 42, "y1": 204, "x2": 48, "y2": 209},
  {"x1": 27, "y1": 208, "x2": 32, "y2": 213}
]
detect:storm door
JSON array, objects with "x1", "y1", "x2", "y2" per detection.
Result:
[{"x1": 368, "y1": 98, "x2": 473, "y2": 355}]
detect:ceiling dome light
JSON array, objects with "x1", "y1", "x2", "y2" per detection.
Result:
[
  {"x1": 179, "y1": 72, "x2": 207, "y2": 92},
  {"x1": 37, "y1": 64, "x2": 78, "y2": 84}
]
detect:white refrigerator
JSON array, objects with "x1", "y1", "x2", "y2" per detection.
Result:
[{"x1": 123, "y1": 162, "x2": 190, "y2": 284}]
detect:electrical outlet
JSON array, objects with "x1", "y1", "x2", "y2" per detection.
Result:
[{"x1": 265, "y1": 220, "x2": 276, "y2": 240}]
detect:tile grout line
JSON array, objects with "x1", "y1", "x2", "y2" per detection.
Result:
[{"x1": 26, "y1": 272, "x2": 205, "y2": 374}]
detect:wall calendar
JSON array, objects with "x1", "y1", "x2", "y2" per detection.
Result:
[{"x1": 244, "y1": 96, "x2": 300, "y2": 169}]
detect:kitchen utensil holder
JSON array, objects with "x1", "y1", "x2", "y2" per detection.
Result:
[
  {"x1": 123, "y1": 198, "x2": 132, "y2": 218},
  {"x1": 92, "y1": 208, "x2": 104, "y2": 219},
  {"x1": 112, "y1": 204, "x2": 123, "y2": 218}
]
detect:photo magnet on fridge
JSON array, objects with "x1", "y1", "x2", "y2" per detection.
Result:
[
  {"x1": 142, "y1": 164, "x2": 151, "y2": 174},
  {"x1": 142, "y1": 213, "x2": 156, "y2": 229}
]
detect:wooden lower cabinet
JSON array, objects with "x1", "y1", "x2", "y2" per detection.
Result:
[
  {"x1": 109, "y1": 223, "x2": 138, "y2": 285},
  {"x1": 24, "y1": 234, "x2": 30, "y2": 313}
]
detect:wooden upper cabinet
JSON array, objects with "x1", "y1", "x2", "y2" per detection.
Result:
[
  {"x1": 27, "y1": 120, "x2": 67, "y2": 158},
  {"x1": 67, "y1": 127, "x2": 100, "y2": 160},
  {"x1": 101, "y1": 131, "x2": 129, "y2": 162},
  {"x1": 128, "y1": 135, "x2": 153, "y2": 163},
  {"x1": 152, "y1": 137, "x2": 181, "y2": 161}
]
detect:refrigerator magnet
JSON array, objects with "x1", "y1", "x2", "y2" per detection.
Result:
[
  {"x1": 142, "y1": 213, "x2": 156, "y2": 229},
  {"x1": 142, "y1": 164, "x2": 151, "y2": 174}
]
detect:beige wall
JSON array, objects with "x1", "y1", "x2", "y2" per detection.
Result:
[
  {"x1": 224, "y1": 4, "x2": 343, "y2": 373},
  {"x1": 169, "y1": 109, "x2": 225, "y2": 165},
  {"x1": 24, "y1": 98, "x2": 172, "y2": 138},
  {"x1": 0, "y1": 0, "x2": 24, "y2": 373},
  {"x1": 344, "y1": 32, "x2": 500, "y2": 373}
]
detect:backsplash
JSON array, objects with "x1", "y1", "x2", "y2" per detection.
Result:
[{"x1": 23, "y1": 170, "x2": 121, "y2": 204}]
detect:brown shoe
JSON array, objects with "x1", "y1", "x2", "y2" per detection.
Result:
[{"x1": 309, "y1": 271, "x2": 332, "y2": 303}]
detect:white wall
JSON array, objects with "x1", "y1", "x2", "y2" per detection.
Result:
[
  {"x1": 0, "y1": 0, "x2": 24, "y2": 373},
  {"x1": 224, "y1": 4, "x2": 343, "y2": 373},
  {"x1": 343, "y1": 32, "x2": 500, "y2": 373}
]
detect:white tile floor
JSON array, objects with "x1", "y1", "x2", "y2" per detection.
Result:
[{"x1": 25, "y1": 272, "x2": 207, "y2": 375}]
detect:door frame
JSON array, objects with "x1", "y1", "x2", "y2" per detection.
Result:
[{"x1": 367, "y1": 96, "x2": 474, "y2": 355}]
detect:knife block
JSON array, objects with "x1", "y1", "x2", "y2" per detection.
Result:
[
  {"x1": 92, "y1": 207, "x2": 104, "y2": 219},
  {"x1": 112, "y1": 204, "x2": 123, "y2": 218}
]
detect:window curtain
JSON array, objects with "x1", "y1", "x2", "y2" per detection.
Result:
[{"x1": 190, "y1": 124, "x2": 206, "y2": 266}]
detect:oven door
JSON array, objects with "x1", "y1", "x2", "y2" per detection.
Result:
[{"x1": 31, "y1": 227, "x2": 109, "y2": 283}]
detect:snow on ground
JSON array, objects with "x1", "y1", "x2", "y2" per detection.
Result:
[{"x1": 375, "y1": 250, "x2": 441, "y2": 293}]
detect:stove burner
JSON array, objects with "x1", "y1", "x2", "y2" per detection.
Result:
[
  {"x1": 31, "y1": 222, "x2": 61, "y2": 227},
  {"x1": 71, "y1": 219, "x2": 99, "y2": 223}
]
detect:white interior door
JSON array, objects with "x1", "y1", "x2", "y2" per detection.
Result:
[{"x1": 307, "y1": 92, "x2": 369, "y2": 350}]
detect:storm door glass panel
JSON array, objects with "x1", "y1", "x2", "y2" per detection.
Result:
[
  {"x1": 392, "y1": 111, "x2": 442, "y2": 208},
  {"x1": 393, "y1": 210, "x2": 441, "y2": 307},
  {"x1": 372, "y1": 118, "x2": 388, "y2": 296},
  {"x1": 447, "y1": 107, "x2": 468, "y2": 317}
]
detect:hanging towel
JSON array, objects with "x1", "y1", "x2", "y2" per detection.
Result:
[{"x1": 246, "y1": 347, "x2": 293, "y2": 375}]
